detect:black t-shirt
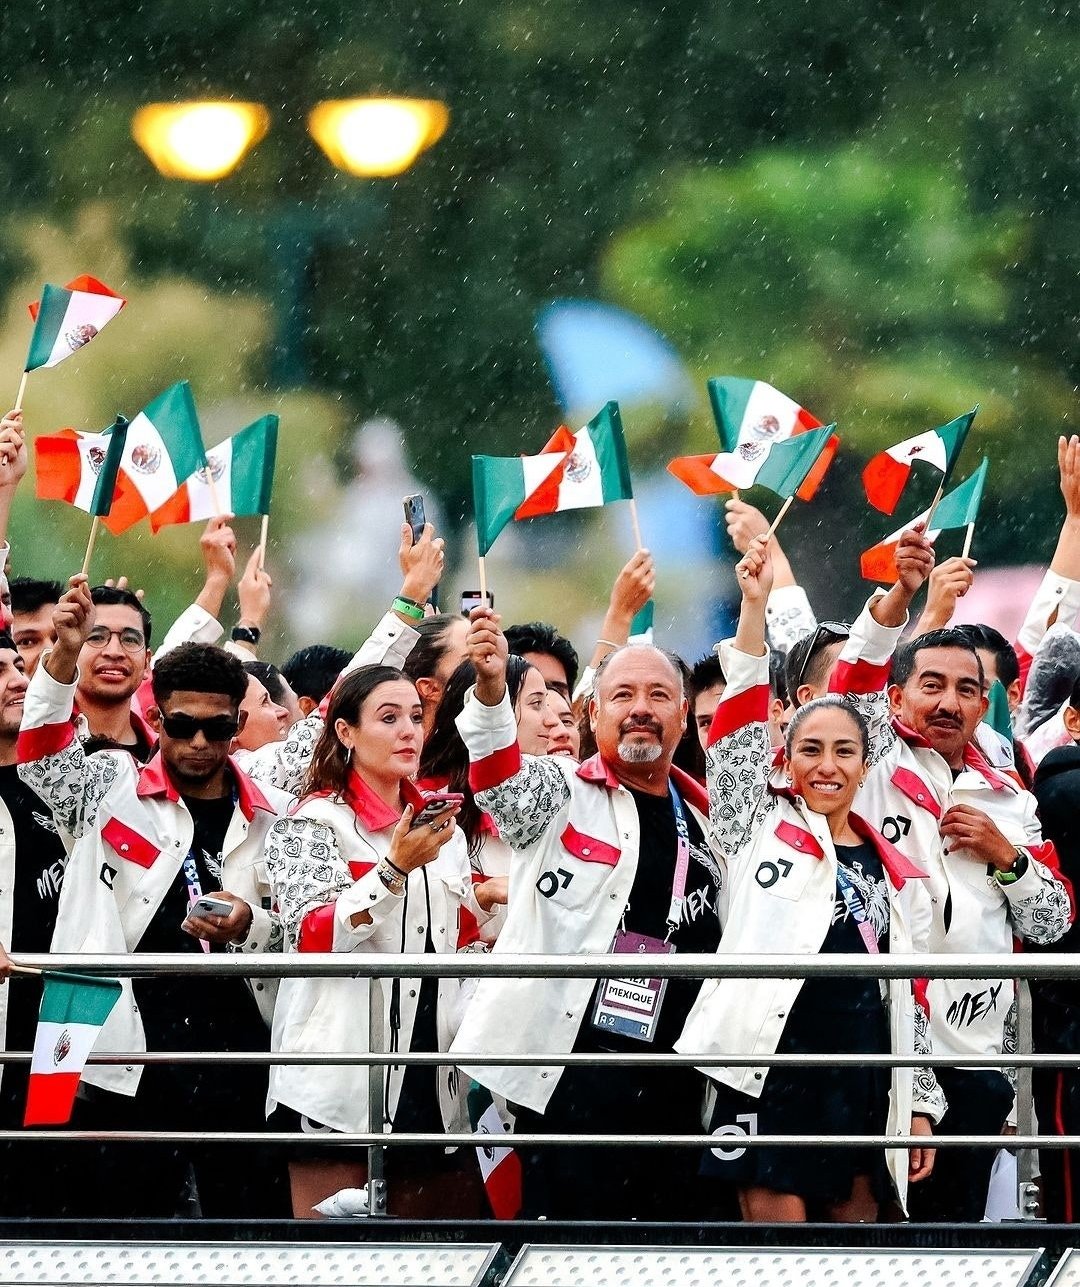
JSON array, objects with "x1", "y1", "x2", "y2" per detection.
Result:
[
  {"x1": 134, "y1": 790, "x2": 264, "y2": 1052},
  {"x1": 0, "y1": 763, "x2": 70, "y2": 1052},
  {"x1": 576, "y1": 784, "x2": 723, "y2": 1053},
  {"x1": 83, "y1": 722, "x2": 155, "y2": 764}
]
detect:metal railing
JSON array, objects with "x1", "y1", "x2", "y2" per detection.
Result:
[{"x1": 2, "y1": 951, "x2": 1076, "y2": 1220}]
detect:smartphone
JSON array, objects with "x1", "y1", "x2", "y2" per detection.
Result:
[
  {"x1": 187, "y1": 894, "x2": 233, "y2": 920},
  {"x1": 460, "y1": 589, "x2": 495, "y2": 617},
  {"x1": 403, "y1": 493, "x2": 426, "y2": 543},
  {"x1": 410, "y1": 792, "x2": 465, "y2": 829}
]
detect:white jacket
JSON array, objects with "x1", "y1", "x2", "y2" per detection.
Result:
[
  {"x1": 16, "y1": 664, "x2": 291, "y2": 1096},
  {"x1": 449, "y1": 687, "x2": 721, "y2": 1114},
  {"x1": 264, "y1": 777, "x2": 471, "y2": 1134},
  {"x1": 676, "y1": 640, "x2": 945, "y2": 1212},
  {"x1": 833, "y1": 599, "x2": 1074, "y2": 1063}
]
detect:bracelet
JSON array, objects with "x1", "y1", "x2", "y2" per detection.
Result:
[
  {"x1": 376, "y1": 860, "x2": 406, "y2": 894},
  {"x1": 596, "y1": 638, "x2": 621, "y2": 650},
  {"x1": 392, "y1": 597, "x2": 426, "y2": 621},
  {"x1": 383, "y1": 854, "x2": 407, "y2": 877}
]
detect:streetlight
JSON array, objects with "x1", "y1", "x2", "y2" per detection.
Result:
[{"x1": 131, "y1": 96, "x2": 450, "y2": 382}]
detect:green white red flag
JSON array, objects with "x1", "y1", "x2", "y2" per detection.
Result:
[
  {"x1": 629, "y1": 600, "x2": 654, "y2": 644},
  {"x1": 34, "y1": 416, "x2": 133, "y2": 534},
  {"x1": 25, "y1": 276, "x2": 126, "y2": 372},
  {"x1": 109, "y1": 382, "x2": 207, "y2": 532},
  {"x1": 862, "y1": 408, "x2": 976, "y2": 514},
  {"x1": 668, "y1": 423, "x2": 838, "y2": 502},
  {"x1": 860, "y1": 457, "x2": 989, "y2": 583},
  {"x1": 24, "y1": 972, "x2": 122, "y2": 1126},
  {"x1": 668, "y1": 376, "x2": 839, "y2": 498},
  {"x1": 150, "y1": 414, "x2": 278, "y2": 531},
  {"x1": 472, "y1": 402, "x2": 633, "y2": 555}
]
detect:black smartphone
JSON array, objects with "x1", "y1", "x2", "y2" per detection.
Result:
[
  {"x1": 460, "y1": 589, "x2": 495, "y2": 616},
  {"x1": 403, "y1": 493, "x2": 426, "y2": 543}
]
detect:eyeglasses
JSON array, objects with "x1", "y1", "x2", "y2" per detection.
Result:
[
  {"x1": 160, "y1": 713, "x2": 240, "y2": 742},
  {"x1": 793, "y1": 620, "x2": 852, "y2": 694},
  {"x1": 85, "y1": 626, "x2": 146, "y2": 653}
]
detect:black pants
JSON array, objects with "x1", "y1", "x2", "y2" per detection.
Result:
[
  {"x1": 514, "y1": 1064, "x2": 736, "y2": 1222},
  {"x1": 905, "y1": 1068, "x2": 1014, "y2": 1223}
]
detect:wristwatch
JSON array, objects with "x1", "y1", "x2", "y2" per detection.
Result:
[
  {"x1": 994, "y1": 848, "x2": 1029, "y2": 885},
  {"x1": 231, "y1": 624, "x2": 261, "y2": 646}
]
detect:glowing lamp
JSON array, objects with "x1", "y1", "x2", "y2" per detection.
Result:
[
  {"x1": 307, "y1": 98, "x2": 449, "y2": 178},
  {"x1": 132, "y1": 102, "x2": 270, "y2": 181}
]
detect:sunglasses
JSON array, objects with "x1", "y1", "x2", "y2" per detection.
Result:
[
  {"x1": 793, "y1": 620, "x2": 852, "y2": 694},
  {"x1": 160, "y1": 713, "x2": 240, "y2": 742},
  {"x1": 85, "y1": 626, "x2": 146, "y2": 653}
]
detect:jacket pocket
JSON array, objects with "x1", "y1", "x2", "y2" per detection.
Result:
[
  {"x1": 102, "y1": 817, "x2": 162, "y2": 869},
  {"x1": 560, "y1": 824, "x2": 621, "y2": 867}
]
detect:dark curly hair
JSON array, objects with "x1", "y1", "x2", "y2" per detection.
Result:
[
  {"x1": 306, "y1": 665, "x2": 416, "y2": 797},
  {"x1": 91, "y1": 585, "x2": 152, "y2": 647},
  {"x1": 151, "y1": 643, "x2": 247, "y2": 706}
]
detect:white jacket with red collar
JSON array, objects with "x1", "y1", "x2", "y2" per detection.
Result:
[
  {"x1": 263, "y1": 773, "x2": 472, "y2": 1135},
  {"x1": 678, "y1": 641, "x2": 944, "y2": 1211},
  {"x1": 832, "y1": 599, "x2": 1074, "y2": 1064},
  {"x1": 449, "y1": 686, "x2": 722, "y2": 1114},
  {"x1": 16, "y1": 663, "x2": 291, "y2": 1097}
]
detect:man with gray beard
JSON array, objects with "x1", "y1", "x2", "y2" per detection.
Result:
[{"x1": 451, "y1": 609, "x2": 727, "y2": 1220}]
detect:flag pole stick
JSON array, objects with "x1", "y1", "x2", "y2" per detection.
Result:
[
  {"x1": 81, "y1": 518, "x2": 101, "y2": 578},
  {"x1": 206, "y1": 475, "x2": 223, "y2": 518},
  {"x1": 923, "y1": 479, "x2": 946, "y2": 531},
  {"x1": 478, "y1": 555, "x2": 489, "y2": 603},
  {"x1": 962, "y1": 522, "x2": 975, "y2": 560},
  {"x1": 258, "y1": 514, "x2": 269, "y2": 572},
  {"x1": 12, "y1": 371, "x2": 28, "y2": 414},
  {"x1": 766, "y1": 495, "x2": 795, "y2": 539},
  {"x1": 628, "y1": 499, "x2": 644, "y2": 551},
  {"x1": 8, "y1": 963, "x2": 42, "y2": 976}
]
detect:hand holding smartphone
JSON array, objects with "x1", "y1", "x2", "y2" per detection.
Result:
[
  {"x1": 460, "y1": 589, "x2": 495, "y2": 616},
  {"x1": 404, "y1": 493, "x2": 439, "y2": 610},
  {"x1": 186, "y1": 894, "x2": 234, "y2": 921},
  {"x1": 410, "y1": 792, "x2": 465, "y2": 829}
]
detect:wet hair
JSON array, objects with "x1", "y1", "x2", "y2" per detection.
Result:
[
  {"x1": 893, "y1": 628, "x2": 986, "y2": 690},
  {"x1": 784, "y1": 694, "x2": 870, "y2": 762},
  {"x1": 505, "y1": 621, "x2": 579, "y2": 694},
  {"x1": 593, "y1": 643, "x2": 685, "y2": 698},
  {"x1": 419, "y1": 655, "x2": 535, "y2": 854},
  {"x1": 9, "y1": 577, "x2": 62, "y2": 616},
  {"x1": 243, "y1": 660, "x2": 289, "y2": 706},
  {"x1": 688, "y1": 654, "x2": 725, "y2": 703},
  {"x1": 785, "y1": 624, "x2": 849, "y2": 708},
  {"x1": 306, "y1": 664, "x2": 416, "y2": 797},
  {"x1": 151, "y1": 643, "x2": 246, "y2": 707},
  {"x1": 402, "y1": 614, "x2": 465, "y2": 683},
  {"x1": 280, "y1": 643, "x2": 351, "y2": 704},
  {"x1": 954, "y1": 623, "x2": 1020, "y2": 689},
  {"x1": 0, "y1": 631, "x2": 17, "y2": 654},
  {"x1": 90, "y1": 585, "x2": 152, "y2": 647}
]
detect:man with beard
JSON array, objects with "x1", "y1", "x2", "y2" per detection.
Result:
[
  {"x1": 451, "y1": 609, "x2": 727, "y2": 1221},
  {"x1": 17, "y1": 575, "x2": 291, "y2": 1217}
]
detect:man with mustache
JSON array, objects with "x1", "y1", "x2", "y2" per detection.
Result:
[
  {"x1": 833, "y1": 545, "x2": 1072, "y2": 1222},
  {"x1": 450, "y1": 608, "x2": 727, "y2": 1221}
]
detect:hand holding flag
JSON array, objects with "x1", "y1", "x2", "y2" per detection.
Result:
[
  {"x1": 18, "y1": 276, "x2": 127, "y2": 413},
  {"x1": 24, "y1": 971, "x2": 122, "y2": 1126}
]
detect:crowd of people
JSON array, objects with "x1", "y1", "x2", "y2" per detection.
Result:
[{"x1": 1, "y1": 403, "x2": 1080, "y2": 1226}]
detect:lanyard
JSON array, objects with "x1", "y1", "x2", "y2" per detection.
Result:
[
  {"x1": 835, "y1": 863, "x2": 880, "y2": 956},
  {"x1": 181, "y1": 851, "x2": 210, "y2": 955},
  {"x1": 665, "y1": 782, "x2": 691, "y2": 942}
]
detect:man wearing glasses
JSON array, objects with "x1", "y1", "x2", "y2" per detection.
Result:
[
  {"x1": 16, "y1": 574, "x2": 291, "y2": 1218},
  {"x1": 75, "y1": 585, "x2": 156, "y2": 760}
]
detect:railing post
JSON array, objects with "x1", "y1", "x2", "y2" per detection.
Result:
[
  {"x1": 1015, "y1": 980, "x2": 1041, "y2": 1220},
  {"x1": 366, "y1": 976, "x2": 388, "y2": 1216}
]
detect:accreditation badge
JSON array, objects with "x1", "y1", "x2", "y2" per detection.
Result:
[{"x1": 590, "y1": 931, "x2": 675, "y2": 1043}]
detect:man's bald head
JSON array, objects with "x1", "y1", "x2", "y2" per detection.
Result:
[
  {"x1": 590, "y1": 644, "x2": 688, "y2": 781},
  {"x1": 594, "y1": 644, "x2": 684, "y2": 700}
]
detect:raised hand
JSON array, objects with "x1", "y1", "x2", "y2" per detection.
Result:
[
  {"x1": 237, "y1": 548, "x2": 272, "y2": 633},
  {"x1": 46, "y1": 574, "x2": 95, "y2": 682},
  {"x1": 609, "y1": 549, "x2": 655, "y2": 623},
  {"x1": 0, "y1": 410, "x2": 28, "y2": 488},
  {"x1": 467, "y1": 605, "x2": 508, "y2": 705},
  {"x1": 894, "y1": 525, "x2": 936, "y2": 597},
  {"x1": 398, "y1": 521, "x2": 446, "y2": 606},
  {"x1": 735, "y1": 533, "x2": 774, "y2": 605},
  {"x1": 724, "y1": 497, "x2": 769, "y2": 555}
]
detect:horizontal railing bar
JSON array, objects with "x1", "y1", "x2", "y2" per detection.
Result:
[
  {"x1": 0, "y1": 1129, "x2": 1074, "y2": 1148},
  {"x1": 10, "y1": 952, "x2": 1080, "y2": 979},
  {"x1": 0, "y1": 1050, "x2": 1070, "y2": 1069}
]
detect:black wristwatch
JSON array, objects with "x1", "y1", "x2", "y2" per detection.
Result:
[{"x1": 231, "y1": 624, "x2": 261, "y2": 646}]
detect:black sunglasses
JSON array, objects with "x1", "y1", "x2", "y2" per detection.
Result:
[
  {"x1": 793, "y1": 621, "x2": 852, "y2": 694},
  {"x1": 161, "y1": 713, "x2": 240, "y2": 742}
]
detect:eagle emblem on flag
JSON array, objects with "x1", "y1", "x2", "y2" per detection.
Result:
[
  {"x1": 64, "y1": 323, "x2": 99, "y2": 351},
  {"x1": 129, "y1": 444, "x2": 162, "y2": 475},
  {"x1": 749, "y1": 414, "x2": 782, "y2": 442},
  {"x1": 86, "y1": 444, "x2": 107, "y2": 474},
  {"x1": 195, "y1": 455, "x2": 226, "y2": 484},
  {"x1": 566, "y1": 450, "x2": 592, "y2": 484},
  {"x1": 53, "y1": 1029, "x2": 72, "y2": 1066},
  {"x1": 738, "y1": 441, "x2": 767, "y2": 465}
]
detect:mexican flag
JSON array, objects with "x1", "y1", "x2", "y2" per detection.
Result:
[
  {"x1": 34, "y1": 416, "x2": 134, "y2": 533},
  {"x1": 24, "y1": 972, "x2": 122, "y2": 1126},
  {"x1": 862, "y1": 408, "x2": 976, "y2": 515},
  {"x1": 668, "y1": 423, "x2": 838, "y2": 501},
  {"x1": 472, "y1": 402, "x2": 633, "y2": 555},
  {"x1": 629, "y1": 599, "x2": 654, "y2": 643},
  {"x1": 860, "y1": 457, "x2": 989, "y2": 583},
  {"x1": 107, "y1": 382, "x2": 207, "y2": 532},
  {"x1": 150, "y1": 414, "x2": 278, "y2": 531},
  {"x1": 467, "y1": 1082, "x2": 521, "y2": 1220},
  {"x1": 25, "y1": 276, "x2": 126, "y2": 372}
]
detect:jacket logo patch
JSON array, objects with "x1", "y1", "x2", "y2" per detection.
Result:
[
  {"x1": 880, "y1": 814, "x2": 912, "y2": 844},
  {"x1": 755, "y1": 857, "x2": 794, "y2": 889},
  {"x1": 536, "y1": 867, "x2": 574, "y2": 899},
  {"x1": 99, "y1": 862, "x2": 117, "y2": 890}
]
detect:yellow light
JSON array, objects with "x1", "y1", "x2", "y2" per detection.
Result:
[
  {"x1": 307, "y1": 98, "x2": 449, "y2": 178},
  {"x1": 132, "y1": 102, "x2": 270, "y2": 181}
]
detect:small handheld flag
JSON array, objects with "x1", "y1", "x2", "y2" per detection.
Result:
[
  {"x1": 668, "y1": 422, "x2": 839, "y2": 506},
  {"x1": 149, "y1": 414, "x2": 278, "y2": 531},
  {"x1": 862, "y1": 408, "x2": 976, "y2": 515},
  {"x1": 24, "y1": 971, "x2": 122, "y2": 1126},
  {"x1": 860, "y1": 457, "x2": 989, "y2": 583},
  {"x1": 24, "y1": 277, "x2": 126, "y2": 375}
]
